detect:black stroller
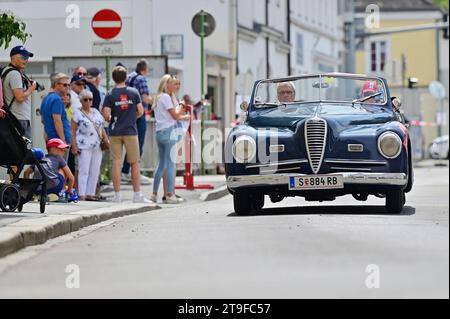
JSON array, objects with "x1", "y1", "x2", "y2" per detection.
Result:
[{"x1": 0, "y1": 109, "x2": 47, "y2": 213}]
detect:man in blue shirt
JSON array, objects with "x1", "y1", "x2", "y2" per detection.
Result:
[
  {"x1": 121, "y1": 59, "x2": 153, "y2": 183},
  {"x1": 40, "y1": 73, "x2": 71, "y2": 160}
]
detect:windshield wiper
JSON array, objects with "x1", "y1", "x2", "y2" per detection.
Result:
[
  {"x1": 352, "y1": 92, "x2": 383, "y2": 105},
  {"x1": 254, "y1": 102, "x2": 287, "y2": 108}
]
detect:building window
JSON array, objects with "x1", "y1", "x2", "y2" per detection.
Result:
[
  {"x1": 370, "y1": 41, "x2": 387, "y2": 73},
  {"x1": 296, "y1": 34, "x2": 304, "y2": 65},
  {"x1": 318, "y1": 64, "x2": 334, "y2": 73}
]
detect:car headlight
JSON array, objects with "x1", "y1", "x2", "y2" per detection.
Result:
[
  {"x1": 232, "y1": 135, "x2": 256, "y2": 163},
  {"x1": 378, "y1": 132, "x2": 402, "y2": 159}
]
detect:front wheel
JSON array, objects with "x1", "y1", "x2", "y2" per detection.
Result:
[
  {"x1": 233, "y1": 191, "x2": 252, "y2": 216},
  {"x1": 252, "y1": 194, "x2": 265, "y2": 211},
  {"x1": 386, "y1": 190, "x2": 405, "y2": 214}
]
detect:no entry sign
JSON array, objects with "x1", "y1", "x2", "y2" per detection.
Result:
[{"x1": 91, "y1": 9, "x2": 122, "y2": 40}]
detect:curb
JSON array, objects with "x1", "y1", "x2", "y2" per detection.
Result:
[
  {"x1": 200, "y1": 185, "x2": 230, "y2": 202},
  {"x1": 0, "y1": 204, "x2": 160, "y2": 258}
]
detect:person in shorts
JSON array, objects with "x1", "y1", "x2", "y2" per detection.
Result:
[{"x1": 101, "y1": 66, "x2": 152, "y2": 204}]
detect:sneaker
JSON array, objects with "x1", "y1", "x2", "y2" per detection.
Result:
[
  {"x1": 121, "y1": 173, "x2": 131, "y2": 184},
  {"x1": 175, "y1": 194, "x2": 185, "y2": 203},
  {"x1": 133, "y1": 194, "x2": 154, "y2": 204},
  {"x1": 112, "y1": 195, "x2": 123, "y2": 203},
  {"x1": 150, "y1": 194, "x2": 158, "y2": 203},
  {"x1": 47, "y1": 193, "x2": 59, "y2": 202},
  {"x1": 140, "y1": 174, "x2": 152, "y2": 186},
  {"x1": 164, "y1": 195, "x2": 179, "y2": 204}
]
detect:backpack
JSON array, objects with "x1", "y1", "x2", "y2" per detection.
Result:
[{"x1": 0, "y1": 64, "x2": 28, "y2": 111}]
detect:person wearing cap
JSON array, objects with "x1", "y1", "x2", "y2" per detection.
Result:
[
  {"x1": 0, "y1": 45, "x2": 36, "y2": 138},
  {"x1": 359, "y1": 81, "x2": 382, "y2": 103},
  {"x1": 40, "y1": 73, "x2": 72, "y2": 160},
  {"x1": 69, "y1": 74, "x2": 86, "y2": 112},
  {"x1": 24, "y1": 138, "x2": 75, "y2": 201},
  {"x1": 84, "y1": 67, "x2": 103, "y2": 110}
]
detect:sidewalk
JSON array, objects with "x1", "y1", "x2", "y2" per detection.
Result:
[
  {"x1": 0, "y1": 174, "x2": 227, "y2": 258},
  {"x1": 413, "y1": 159, "x2": 449, "y2": 168}
]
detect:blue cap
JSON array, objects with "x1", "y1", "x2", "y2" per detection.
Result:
[
  {"x1": 10, "y1": 45, "x2": 34, "y2": 58},
  {"x1": 70, "y1": 75, "x2": 87, "y2": 84}
]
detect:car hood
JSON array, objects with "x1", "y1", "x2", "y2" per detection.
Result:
[{"x1": 248, "y1": 103, "x2": 395, "y2": 130}]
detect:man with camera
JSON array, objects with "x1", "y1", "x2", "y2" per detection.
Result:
[{"x1": 0, "y1": 46, "x2": 40, "y2": 138}]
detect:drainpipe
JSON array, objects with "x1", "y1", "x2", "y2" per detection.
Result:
[{"x1": 287, "y1": 0, "x2": 291, "y2": 76}]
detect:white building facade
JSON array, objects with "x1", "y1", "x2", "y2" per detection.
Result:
[{"x1": 1, "y1": 0, "x2": 352, "y2": 133}]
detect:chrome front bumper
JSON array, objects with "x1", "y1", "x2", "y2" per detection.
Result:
[{"x1": 227, "y1": 173, "x2": 407, "y2": 189}]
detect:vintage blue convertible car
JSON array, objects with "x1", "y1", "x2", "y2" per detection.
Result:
[{"x1": 225, "y1": 73, "x2": 413, "y2": 215}]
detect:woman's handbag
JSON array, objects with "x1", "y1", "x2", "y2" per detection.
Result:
[{"x1": 81, "y1": 110, "x2": 110, "y2": 151}]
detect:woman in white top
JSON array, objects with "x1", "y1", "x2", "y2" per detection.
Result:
[
  {"x1": 71, "y1": 90, "x2": 107, "y2": 201},
  {"x1": 151, "y1": 75, "x2": 190, "y2": 204}
]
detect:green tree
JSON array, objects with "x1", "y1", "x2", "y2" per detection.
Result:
[
  {"x1": 0, "y1": 12, "x2": 31, "y2": 49},
  {"x1": 433, "y1": 0, "x2": 449, "y2": 11}
]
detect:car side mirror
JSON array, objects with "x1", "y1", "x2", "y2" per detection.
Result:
[
  {"x1": 240, "y1": 101, "x2": 249, "y2": 112},
  {"x1": 392, "y1": 97, "x2": 402, "y2": 110}
]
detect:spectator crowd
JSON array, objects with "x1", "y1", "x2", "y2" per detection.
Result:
[{"x1": 0, "y1": 45, "x2": 200, "y2": 205}]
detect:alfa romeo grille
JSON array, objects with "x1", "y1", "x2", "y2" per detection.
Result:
[{"x1": 305, "y1": 118, "x2": 327, "y2": 174}]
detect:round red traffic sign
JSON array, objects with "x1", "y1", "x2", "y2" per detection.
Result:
[{"x1": 91, "y1": 9, "x2": 122, "y2": 40}]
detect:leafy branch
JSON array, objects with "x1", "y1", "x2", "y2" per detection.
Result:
[{"x1": 0, "y1": 12, "x2": 32, "y2": 49}]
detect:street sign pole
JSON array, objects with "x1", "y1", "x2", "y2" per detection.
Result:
[
  {"x1": 200, "y1": 10, "x2": 205, "y2": 99},
  {"x1": 175, "y1": 10, "x2": 216, "y2": 191},
  {"x1": 200, "y1": 11, "x2": 206, "y2": 175}
]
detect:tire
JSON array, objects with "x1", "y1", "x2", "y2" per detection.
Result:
[
  {"x1": 233, "y1": 191, "x2": 252, "y2": 216},
  {"x1": 386, "y1": 189, "x2": 405, "y2": 214},
  {"x1": 40, "y1": 184, "x2": 47, "y2": 214},
  {"x1": 252, "y1": 194, "x2": 265, "y2": 211},
  {"x1": 0, "y1": 184, "x2": 21, "y2": 213}
]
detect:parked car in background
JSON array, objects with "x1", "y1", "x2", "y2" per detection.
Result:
[
  {"x1": 226, "y1": 73, "x2": 414, "y2": 215},
  {"x1": 429, "y1": 135, "x2": 449, "y2": 159}
]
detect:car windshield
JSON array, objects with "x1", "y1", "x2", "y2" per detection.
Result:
[{"x1": 254, "y1": 75, "x2": 387, "y2": 108}]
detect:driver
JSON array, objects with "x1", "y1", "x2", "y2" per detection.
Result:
[
  {"x1": 360, "y1": 81, "x2": 381, "y2": 103},
  {"x1": 277, "y1": 82, "x2": 296, "y2": 103}
]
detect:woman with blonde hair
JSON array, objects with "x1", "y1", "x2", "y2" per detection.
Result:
[{"x1": 151, "y1": 74, "x2": 190, "y2": 204}]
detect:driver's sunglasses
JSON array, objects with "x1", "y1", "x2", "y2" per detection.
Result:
[{"x1": 279, "y1": 90, "x2": 294, "y2": 95}]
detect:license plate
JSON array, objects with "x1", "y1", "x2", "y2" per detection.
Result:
[{"x1": 289, "y1": 175, "x2": 344, "y2": 190}]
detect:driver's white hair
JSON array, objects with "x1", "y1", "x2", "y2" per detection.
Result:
[{"x1": 276, "y1": 81, "x2": 296, "y2": 93}]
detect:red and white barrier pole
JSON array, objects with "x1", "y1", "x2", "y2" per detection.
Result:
[{"x1": 176, "y1": 105, "x2": 214, "y2": 190}]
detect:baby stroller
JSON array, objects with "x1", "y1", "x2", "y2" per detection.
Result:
[{"x1": 0, "y1": 109, "x2": 47, "y2": 213}]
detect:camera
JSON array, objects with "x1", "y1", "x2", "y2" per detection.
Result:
[
  {"x1": 23, "y1": 73, "x2": 45, "y2": 92},
  {"x1": 29, "y1": 79, "x2": 45, "y2": 92},
  {"x1": 33, "y1": 81, "x2": 45, "y2": 92}
]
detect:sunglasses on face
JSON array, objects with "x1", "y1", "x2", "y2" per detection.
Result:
[
  {"x1": 77, "y1": 72, "x2": 87, "y2": 76},
  {"x1": 83, "y1": 98, "x2": 93, "y2": 102},
  {"x1": 20, "y1": 55, "x2": 29, "y2": 61},
  {"x1": 74, "y1": 82, "x2": 85, "y2": 86},
  {"x1": 279, "y1": 90, "x2": 294, "y2": 95},
  {"x1": 58, "y1": 83, "x2": 70, "y2": 87}
]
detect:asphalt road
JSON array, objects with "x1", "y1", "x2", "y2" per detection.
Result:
[{"x1": 0, "y1": 164, "x2": 448, "y2": 298}]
